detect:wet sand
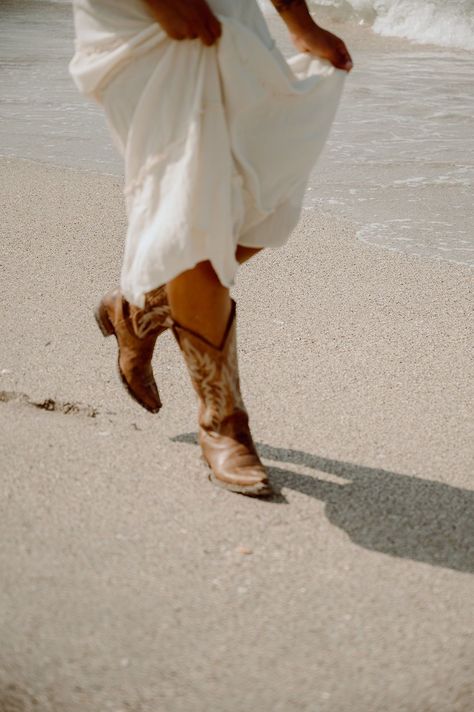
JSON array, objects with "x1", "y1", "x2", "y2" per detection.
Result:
[{"x1": 1, "y1": 158, "x2": 473, "y2": 712}]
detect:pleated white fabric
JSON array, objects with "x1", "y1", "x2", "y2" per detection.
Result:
[{"x1": 70, "y1": 0, "x2": 345, "y2": 306}]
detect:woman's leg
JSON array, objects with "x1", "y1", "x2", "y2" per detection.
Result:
[
  {"x1": 95, "y1": 246, "x2": 263, "y2": 414},
  {"x1": 165, "y1": 260, "x2": 231, "y2": 348},
  {"x1": 166, "y1": 249, "x2": 272, "y2": 497},
  {"x1": 165, "y1": 247, "x2": 262, "y2": 347}
]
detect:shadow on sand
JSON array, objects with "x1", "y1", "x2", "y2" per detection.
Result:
[{"x1": 172, "y1": 433, "x2": 474, "y2": 575}]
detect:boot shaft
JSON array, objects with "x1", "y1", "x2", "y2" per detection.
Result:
[
  {"x1": 172, "y1": 300, "x2": 245, "y2": 433},
  {"x1": 132, "y1": 285, "x2": 172, "y2": 338}
]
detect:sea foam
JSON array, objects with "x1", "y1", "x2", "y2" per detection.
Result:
[{"x1": 311, "y1": 0, "x2": 474, "y2": 50}]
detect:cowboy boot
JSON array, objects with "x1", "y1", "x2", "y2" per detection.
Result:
[
  {"x1": 94, "y1": 285, "x2": 172, "y2": 413},
  {"x1": 172, "y1": 300, "x2": 273, "y2": 496}
]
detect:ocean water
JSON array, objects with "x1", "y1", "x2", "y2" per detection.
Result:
[
  {"x1": 315, "y1": 0, "x2": 474, "y2": 51},
  {"x1": 263, "y1": 0, "x2": 474, "y2": 51},
  {"x1": 0, "y1": 0, "x2": 119, "y2": 171},
  {"x1": 305, "y1": 40, "x2": 474, "y2": 265},
  {"x1": 264, "y1": 2, "x2": 473, "y2": 266},
  {"x1": 1, "y1": 0, "x2": 473, "y2": 267}
]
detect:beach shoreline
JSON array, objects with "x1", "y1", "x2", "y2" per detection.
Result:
[{"x1": 1, "y1": 0, "x2": 474, "y2": 707}]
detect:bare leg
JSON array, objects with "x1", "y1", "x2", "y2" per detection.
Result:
[
  {"x1": 236, "y1": 245, "x2": 262, "y2": 264},
  {"x1": 166, "y1": 246, "x2": 263, "y2": 347},
  {"x1": 166, "y1": 260, "x2": 231, "y2": 347},
  {"x1": 169, "y1": 244, "x2": 272, "y2": 496}
]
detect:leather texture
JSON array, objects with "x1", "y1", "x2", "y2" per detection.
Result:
[
  {"x1": 172, "y1": 300, "x2": 273, "y2": 496},
  {"x1": 95, "y1": 286, "x2": 171, "y2": 413}
]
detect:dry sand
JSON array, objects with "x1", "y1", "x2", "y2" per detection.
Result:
[{"x1": 1, "y1": 157, "x2": 473, "y2": 712}]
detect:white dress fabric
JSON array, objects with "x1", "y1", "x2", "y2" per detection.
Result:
[{"x1": 69, "y1": 0, "x2": 345, "y2": 307}]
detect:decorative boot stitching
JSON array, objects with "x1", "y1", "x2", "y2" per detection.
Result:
[
  {"x1": 134, "y1": 305, "x2": 172, "y2": 338},
  {"x1": 180, "y1": 332, "x2": 245, "y2": 432}
]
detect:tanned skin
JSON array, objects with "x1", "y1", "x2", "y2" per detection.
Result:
[
  {"x1": 143, "y1": 0, "x2": 353, "y2": 71},
  {"x1": 270, "y1": 0, "x2": 353, "y2": 70},
  {"x1": 143, "y1": 0, "x2": 222, "y2": 45}
]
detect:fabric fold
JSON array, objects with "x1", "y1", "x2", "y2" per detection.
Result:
[{"x1": 70, "y1": 1, "x2": 346, "y2": 306}]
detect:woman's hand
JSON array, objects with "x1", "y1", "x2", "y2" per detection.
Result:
[
  {"x1": 270, "y1": 1, "x2": 352, "y2": 72},
  {"x1": 144, "y1": 0, "x2": 222, "y2": 46},
  {"x1": 291, "y1": 24, "x2": 353, "y2": 71}
]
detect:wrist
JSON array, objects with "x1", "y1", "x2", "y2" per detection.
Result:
[{"x1": 272, "y1": 0, "x2": 317, "y2": 35}]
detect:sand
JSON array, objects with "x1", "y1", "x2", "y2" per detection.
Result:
[{"x1": 1, "y1": 157, "x2": 473, "y2": 712}]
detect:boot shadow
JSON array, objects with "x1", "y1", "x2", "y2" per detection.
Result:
[{"x1": 171, "y1": 433, "x2": 474, "y2": 574}]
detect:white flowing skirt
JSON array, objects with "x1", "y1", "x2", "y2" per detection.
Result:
[{"x1": 70, "y1": 0, "x2": 345, "y2": 306}]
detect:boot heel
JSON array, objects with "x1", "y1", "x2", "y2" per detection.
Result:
[{"x1": 94, "y1": 302, "x2": 115, "y2": 337}]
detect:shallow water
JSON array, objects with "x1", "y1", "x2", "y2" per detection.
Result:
[
  {"x1": 1, "y1": 0, "x2": 473, "y2": 267},
  {"x1": 0, "y1": 0, "x2": 118, "y2": 172},
  {"x1": 309, "y1": 0, "x2": 474, "y2": 52},
  {"x1": 308, "y1": 42, "x2": 474, "y2": 266}
]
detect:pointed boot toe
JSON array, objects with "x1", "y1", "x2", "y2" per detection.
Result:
[{"x1": 117, "y1": 360, "x2": 162, "y2": 414}]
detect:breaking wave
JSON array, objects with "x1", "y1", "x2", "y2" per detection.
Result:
[{"x1": 310, "y1": 0, "x2": 474, "y2": 50}]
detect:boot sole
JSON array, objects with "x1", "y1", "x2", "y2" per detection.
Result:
[
  {"x1": 209, "y1": 471, "x2": 274, "y2": 497},
  {"x1": 201, "y1": 457, "x2": 273, "y2": 497},
  {"x1": 94, "y1": 303, "x2": 161, "y2": 415}
]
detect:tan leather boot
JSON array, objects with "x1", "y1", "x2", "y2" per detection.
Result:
[
  {"x1": 172, "y1": 301, "x2": 273, "y2": 496},
  {"x1": 94, "y1": 286, "x2": 172, "y2": 413}
]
